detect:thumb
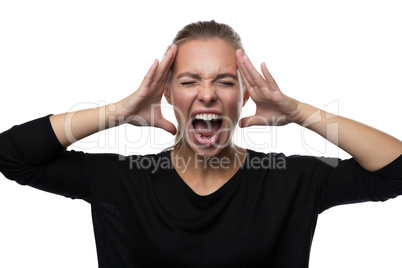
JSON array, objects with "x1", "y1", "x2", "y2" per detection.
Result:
[
  {"x1": 156, "y1": 118, "x2": 177, "y2": 135},
  {"x1": 238, "y1": 115, "x2": 268, "y2": 128}
]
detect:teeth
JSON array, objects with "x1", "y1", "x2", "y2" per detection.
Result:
[{"x1": 194, "y1": 114, "x2": 221, "y2": 121}]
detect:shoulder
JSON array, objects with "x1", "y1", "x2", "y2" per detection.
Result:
[
  {"x1": 244, "y1": 149, "x2": 345, "y2": 172},
  {"x1": 82, "y1": 149, "x2": 173, "y2": 174},
  {"x1": 243, "y1": 149, "x2": 287, "y2": 170}
]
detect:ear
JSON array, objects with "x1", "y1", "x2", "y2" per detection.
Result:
[
  {"x1": 164, "y1": 84, "x2": 172, "y2": 105},
  {"x1": 242, "y1": 89, "x2": 250, "y2": 107}
]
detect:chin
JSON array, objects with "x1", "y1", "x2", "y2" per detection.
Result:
[
  {"x1": 192, "y1": 146, "x2": 224, "y2": 159},
  {"x1": 184, "y1": 131, "x2": 233, "y2": 159}
]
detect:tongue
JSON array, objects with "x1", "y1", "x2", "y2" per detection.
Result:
[{"x1": 193, "y1": 120, "x2": 221, "y2": 137}]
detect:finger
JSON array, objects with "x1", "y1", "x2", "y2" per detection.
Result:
[
  {"x1": 156, "y1": 118, "x2": 177, "y2": 135},
  {"x1": 239, "y1": 57, "x2": 268, "y2": 98},
  {"x1": 261, "y1": 62, "x2": 278, "y2": 89},
  {"x1": 152, "y1": 50, "x2": 174, "y2": 84},
  {"x1": 159, "y1": 45, "x2": 177, "y2": 83},
  {"x1": 236, "y1": 50, "x2": 256, "y2": 89},
  {"x1": 140, "y1": 59, "x2": 159, "y2": 88},
  {"x1": 238, "y1": 115, "x2": 268, "y2": 128},
  {"x1": 161, "y1": 44, "x2": 177, "y2": 63},
  {"x1": 153, "y1": 44, "x2": 177, "y2": 84},
  {"x1": 161, "y1": 44, "x2": 177, "y2": 69},
  {"x1": 243, "y1": 55, "x2": 268, "y2": 89},
  {"x1": 238, "y1": 67, "x2": 264, "y2": 100},
  {"x1": 238, "y1": 67, "x2": 253, "y2": 92}
]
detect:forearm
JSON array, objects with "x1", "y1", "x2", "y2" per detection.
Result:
[
  {"x1": 50, "y1": 103, "x2": 121, "y2": 148},
  {"x1": 297, "y1": 102, "x2": 402, "y2": 171}
]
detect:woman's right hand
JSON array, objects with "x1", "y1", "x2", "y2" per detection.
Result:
[{"x1": 115, "y1": 44, "x2": 178, "y2": 135}]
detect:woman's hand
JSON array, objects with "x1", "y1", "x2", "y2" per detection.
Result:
[
  {"x1": 236, "y1": 49, "x2": 302, "y2": 128},
  {"x1": 115, "y1": 44, "x2": 178, "y2": 135},
  {"x1": 236, "y1": 49, "x2": 402, "y2": 171}
]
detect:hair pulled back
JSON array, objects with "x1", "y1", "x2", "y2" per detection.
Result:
[{"x1": 172, "y1": 20, "x2": 244, "y2": 51}]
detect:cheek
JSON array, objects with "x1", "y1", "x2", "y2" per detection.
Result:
[
  {"x1": 217, "y1": 89, "x2": 243, "y2": 112},
  {"x1": 170, "y1": 91, "x2": 194, "y2": 126}
]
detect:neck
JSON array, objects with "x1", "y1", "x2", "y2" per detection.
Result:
[
  {"x1": 170, "y1": 143, "x2": 247, "y2": 196},
  {"x1": 170, "y1": 142, "x2": 247, "y2": 181}
]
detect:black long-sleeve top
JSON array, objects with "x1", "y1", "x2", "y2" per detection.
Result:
[{"x1": 0, "y1": 115, "x2": 401, "y2": 267}]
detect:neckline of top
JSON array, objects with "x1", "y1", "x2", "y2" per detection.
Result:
[{"x1": 163, "y1": 149, "x2": 252, "y2": 204}]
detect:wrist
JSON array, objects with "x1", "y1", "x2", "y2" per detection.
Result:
[
  {"x1": 102, "y1": 103, "x2": 127, "y2": 128},
  {"x1": 293, "y1": 102, "x2": 320, "y2": 126}
]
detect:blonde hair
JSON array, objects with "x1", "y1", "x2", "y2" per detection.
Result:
[{"x1": 165, "y1": 20, "x2": 245, "y2": 151}]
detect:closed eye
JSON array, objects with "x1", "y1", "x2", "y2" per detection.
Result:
[
  {"x1": 181, "y1": 81, "x2": 196, "y2": 85},
  {"x1": 218, "y1": 81, "x2": 235, "y2": 86}
]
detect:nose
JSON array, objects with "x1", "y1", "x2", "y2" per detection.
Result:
[{"x1": 198, "y1": 82, "x2": 217, "y2": 104}]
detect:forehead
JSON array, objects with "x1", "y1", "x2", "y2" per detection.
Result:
[{"x1": 172, "y1": 39, "x2": 237, "y2": 77}]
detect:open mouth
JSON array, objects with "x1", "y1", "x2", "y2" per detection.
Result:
[{"x1": 191, "y1": 113, "x2": 223, "y2": 145}]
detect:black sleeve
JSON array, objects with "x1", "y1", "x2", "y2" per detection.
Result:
[
  {"x1": 316, "y1": 155, "x2": 402, "y2": 213},
  {"x1": 0, "y1": 115, "x2": 90, "y2": 201}
]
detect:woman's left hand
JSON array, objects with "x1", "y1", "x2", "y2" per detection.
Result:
[{"x1": 236, "y1": 49, "x2": 302, "y2": 128}]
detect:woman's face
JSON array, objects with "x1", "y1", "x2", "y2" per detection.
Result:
[{"x1": 165, "y1": 39, "x2": 249, "y2": 157}]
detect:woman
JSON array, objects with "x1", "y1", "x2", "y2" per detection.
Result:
[{"x1": 0, "y1": 20, "x2": 401, "y2": 267}]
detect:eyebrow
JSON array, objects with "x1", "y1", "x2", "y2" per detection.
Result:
[
  {"x1": 176, "y1": 72, "x2": 238, "y2": 80},
  {"x1": 177, "y1": 72, "x2": 202, "y2": 80},
  {"x1": 215, "y1": 73, "x2": 238, "y2": 80}
]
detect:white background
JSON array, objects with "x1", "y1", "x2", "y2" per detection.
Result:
[{"x1": 0, "y1": 0, "x2": 401, "y2": 267}]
